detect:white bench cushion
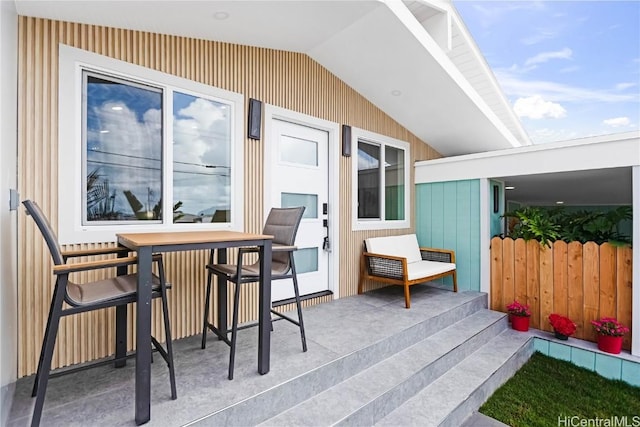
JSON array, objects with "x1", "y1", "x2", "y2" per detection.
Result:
[
  {"x1": 406, "y1": 260, "x2": 456, "y2": 281},
  {"x1": 365, "y1": 234, "x2": 422, "y2": 264}
]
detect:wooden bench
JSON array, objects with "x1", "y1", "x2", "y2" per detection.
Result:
[{"x1": 358, "y1": 234, "x2": 457, "y2": 308}]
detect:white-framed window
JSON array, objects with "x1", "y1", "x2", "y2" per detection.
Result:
[
  {"x1": 58, "y1": 44, "x2": 244, "y2": 244},
  {"x1": 351, "y1": 127, "x2": 410, "y2": 230}
]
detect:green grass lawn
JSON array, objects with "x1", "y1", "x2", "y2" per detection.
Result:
[{"x1": 480, "y1": 352, "x2": 640, "y2": 427}]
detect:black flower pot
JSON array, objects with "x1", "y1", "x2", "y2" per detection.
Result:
[{"x1": 554, "y1": 331, "x2": 569, "y2": 340}]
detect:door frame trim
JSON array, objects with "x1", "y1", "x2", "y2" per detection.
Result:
[{"x1": 263, "y1": 105, "x2": 340, "y2": 299}]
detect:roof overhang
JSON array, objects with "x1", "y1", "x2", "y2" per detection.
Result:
[{"x1": 14, "y1": 0, "x2": 526, "y2": 156}]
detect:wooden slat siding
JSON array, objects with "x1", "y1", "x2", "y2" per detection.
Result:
[
  {"x1": 490, "y1": 238, "x2": 631, "y2": 350},
  {"x1": 513, "y1": 238, "x2": 528, "y2": 305},
  {"x1": 617, "y1": 246, "x2": 633, "y2": 350},
  {"x1": 567, "y1": 242, "x2": 584, "y2": 338},
  {"x1": 17, "y1": 16, "x2": 440, "y2": 376},
  {"x1": 582, "y1": 242, "x2": 600, "y2": 343},
  {"x1": 539, "y1": 245, "x2": 554, "y2": 332},
  {"x1": 501, "y1": 237, "x2": 515, "y2": 313},
  {"x1": 553, "y1": 241, "x2": 568, "y2": 317},
  {"x1": 490, "y1": 237, "x2": 503, "y2": 311},
  {"x1": 526, "y1": 240, "x2": 540, "y2": 327}
]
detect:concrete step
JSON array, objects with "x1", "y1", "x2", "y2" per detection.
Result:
[
  {"x1": 376, "y1": 328, "x2": 534, "y2": 427},
  {"x1": 189, "y1": 293, "x2": 489, "y2": 426},
  {"x1": 258, "y1": 309, "x2": 507, "y2": 427}
]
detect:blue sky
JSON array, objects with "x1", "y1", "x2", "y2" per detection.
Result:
[{"x1": 454, "y1": 0, "x2": 640, "y2": 144}]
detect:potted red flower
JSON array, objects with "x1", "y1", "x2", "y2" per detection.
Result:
[
  {"x1": 506, "y1": 300, "x2": 531, "y2": 332},
  {"x1": 548, "y1": 314, "x2": 576, "y2": 340},
  {"x1": 591, "y1": 317, "x2": 629, "y2": 354}
]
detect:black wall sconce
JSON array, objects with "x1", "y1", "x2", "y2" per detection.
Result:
[
  {"x1": 493, "y1": 185, "x2": 500, "y2": 213},
  {"x1": 342, "y1": 124, "x2": 351, "y2": 157},
  {"x1": 247, "y1": 98, "x2": 262, "y2": 140}
]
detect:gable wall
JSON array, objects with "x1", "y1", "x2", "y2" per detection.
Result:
[{"x1": 16, "y1": 16, "x2": 441, "y2": 376}]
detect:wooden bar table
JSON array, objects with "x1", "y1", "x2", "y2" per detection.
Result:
[{"x1": 116, "y1": 230, "x2": 273, "y2": 425}]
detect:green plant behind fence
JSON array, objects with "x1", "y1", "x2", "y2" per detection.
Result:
[{"x1": 504, "y1": 206, "x2": 632, "y2": 246}]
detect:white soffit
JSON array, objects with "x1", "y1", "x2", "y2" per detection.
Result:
[
  {"x1": 414, "y1": 132, "x2": 640, "y2": 205},
  {"x1": 14, "y1": 0, "x2": 527, "y2": 156}
]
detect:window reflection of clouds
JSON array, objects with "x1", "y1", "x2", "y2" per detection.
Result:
[
  {"x1": 173, "y1": 92, "x2": 231, "y2": 220},
  {"x1": 280, "y1": 135, "x2": 317, "y2": 166},
  {"x1": 85, "y1": 74, "x2": 162, "y2": 221}
]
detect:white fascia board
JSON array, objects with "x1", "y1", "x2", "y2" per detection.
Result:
[
  {"x1": 415, "y1": 133, "x2": 640, "y2": 184},
  {"x1": 447, "y1": 5, "x2": 531, "y2": 146},
  {"x1": 382, "y1": 0, "x2": 523, "y2": 149}
]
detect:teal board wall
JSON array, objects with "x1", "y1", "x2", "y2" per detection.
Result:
[{"x1": 416, "y1": 180, "x2": 481, "y2": 291}]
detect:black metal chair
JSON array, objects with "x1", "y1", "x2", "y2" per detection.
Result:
[
  {"x1": 22, "y1": 200, "x2": 176, "y2": 426},
  {"x1": 201, "y1": 206, "x2": 308, "y2": 379}
]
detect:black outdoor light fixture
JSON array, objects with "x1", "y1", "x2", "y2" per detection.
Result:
[
  {"x1": 493, "y1": 185, "x2": 500, "y2": 213},
  {"x1": 342, "y1": 124, "x2": 351, "y2": 157},
  {"x1": 248, "y1": 98, "x2": 262, "y2": 140}
]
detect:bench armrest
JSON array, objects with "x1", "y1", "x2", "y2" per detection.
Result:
[
  {"x1": 362, "y1": 252, "x2": 408, "y2": 280},
  {"x1": 419, "y1": 247, "x2": 455, "y2": 264}
]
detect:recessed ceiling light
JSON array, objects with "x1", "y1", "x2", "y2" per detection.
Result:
[
  {"x1": 213, "y1": 11, "x2": 229, "y2": 20},
  {"x1": 505, "y1": 186, "x2": 515, "y2": 190},
  {"x1": 111, "y1": 106, "x2": 123, "y2": 111},
  {"x1": 99, "y1": 130, "x2": 109, "y2": 134},
  {"x1": 391, "y1": 90, "x2": 402, "y2": 96},
  {"x1": 556, "y1": 201, "x2": 564, "y2": 205}
]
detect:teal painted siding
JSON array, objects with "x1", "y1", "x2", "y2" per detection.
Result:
[
  {"x1": 549, "y1": 342, "x2": 572, "y2": 361},
  {"x1": 416, "y1": 180, "x2": 481, "y2": 291},
  {"x1": 534, "y1": 338, "x2": 639, "y2": 386}
]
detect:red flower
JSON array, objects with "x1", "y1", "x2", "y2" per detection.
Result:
[
  {"x1": 591, "y1": 317, "x2": 629, "y2": 337},
  {"x1": 548, "y1": 313, "x2": 577, "y2": 336},
  {"x1": 506, "y1": 300, "x2": 531, "y2": 317}
]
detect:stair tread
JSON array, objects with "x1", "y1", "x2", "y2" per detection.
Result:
[
  {"x1": 375, "y1": 329, "x2": 531, "y2": 427},
  {"x1": 258, "y1": 309, "x2": 506, "y2": 427}
]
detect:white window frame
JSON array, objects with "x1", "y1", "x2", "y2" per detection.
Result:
[
  {"x1": 351, "y1": 127, "x2": 410, "y2": 231},
  {"x1": 58, "y1": 44, "x2": 244, "y2": 244}
]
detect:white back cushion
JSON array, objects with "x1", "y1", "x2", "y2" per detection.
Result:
[{"x1": 364, "y1": 234, "x2": 422, "y2": 264}]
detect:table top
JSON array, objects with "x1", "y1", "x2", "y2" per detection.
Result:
[{"x1": 117, "y1": 230, "x2": 273, "y2": 248}]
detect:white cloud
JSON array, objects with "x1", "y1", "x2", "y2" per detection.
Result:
[
  {"x1": 615, "y1": 82, "x2": 636, "y2": 91},
  {"x1": 495, "y1": 69, "x2": 637, "y2": 103},
  {"x1": 524, "y1": 48, "x2": 573, "y2": 67},
  {"x1": 513, "y1": 95, "x2": 567, "y2": 119},
  {"x1": 603, "y1": 117, "x2": 631, "y2": 127},
  {"x1": 521, "y1": 30, "x2": 557, "y2": 46}
]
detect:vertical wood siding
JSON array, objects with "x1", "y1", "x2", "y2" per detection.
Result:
[
  {"x1": 490, "y1": 237, "x2": 633, "y2": 350},
  {"x1": 17, "y1": 17, "x2": 441, "y2": 376}
]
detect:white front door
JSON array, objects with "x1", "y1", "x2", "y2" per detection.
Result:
[{"x1": 269, "y1": 119, "x2": 329, "y2": 301}]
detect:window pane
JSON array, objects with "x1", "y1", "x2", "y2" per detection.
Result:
[
  {"x1": 293, "y1": 247, "x2": 318, "y2": 274},
  {"x1": 280, "y1": 135, "x2": 318, "y2": 166},
  {"x1": 173, "y1": 92, "x2": 232, "y2": 223},
  {"x1": 357, "y1": 141, "x2": 380, "y2": 219},
  {"x1": 385, "y1": 146, "x2": 405, "y2": 220},
  {"x1": 84, "y1": 72, "x2": 162, "y2": 223},
  {"x1": 281, "y1": 192, "x2": 317, "y2": 219}
]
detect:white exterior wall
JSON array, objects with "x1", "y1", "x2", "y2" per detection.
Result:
[{"x1": 0, "y1": 1, "x2": 18, "y2": 423}]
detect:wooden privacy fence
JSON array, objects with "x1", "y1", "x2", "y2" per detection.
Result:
[{"x1": 490, "y1": 237, "x2": 633, "y2": 350}]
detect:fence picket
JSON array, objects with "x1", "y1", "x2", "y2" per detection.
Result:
[
  {"x1": 553, "y1": 241, "x2": 568, "y2": 317},
  {"x1": 539, "y1": 245, "x2": 554, "y2": 332},
  {"x1": 490, "y1": 237, "x2": 503, "y2": 311},
  {"x1": 526, "y1": 240, "x2": 541, "y2": 327},
  {"x1": 616, "y1": 246, "x2": 633, "y2": 349},
  {"x1": 567, "y1": 241, "x2": 584, "y2": 339},
  {"x1": 582, "y1": 242, "x2": 600, "y2": 342}
]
